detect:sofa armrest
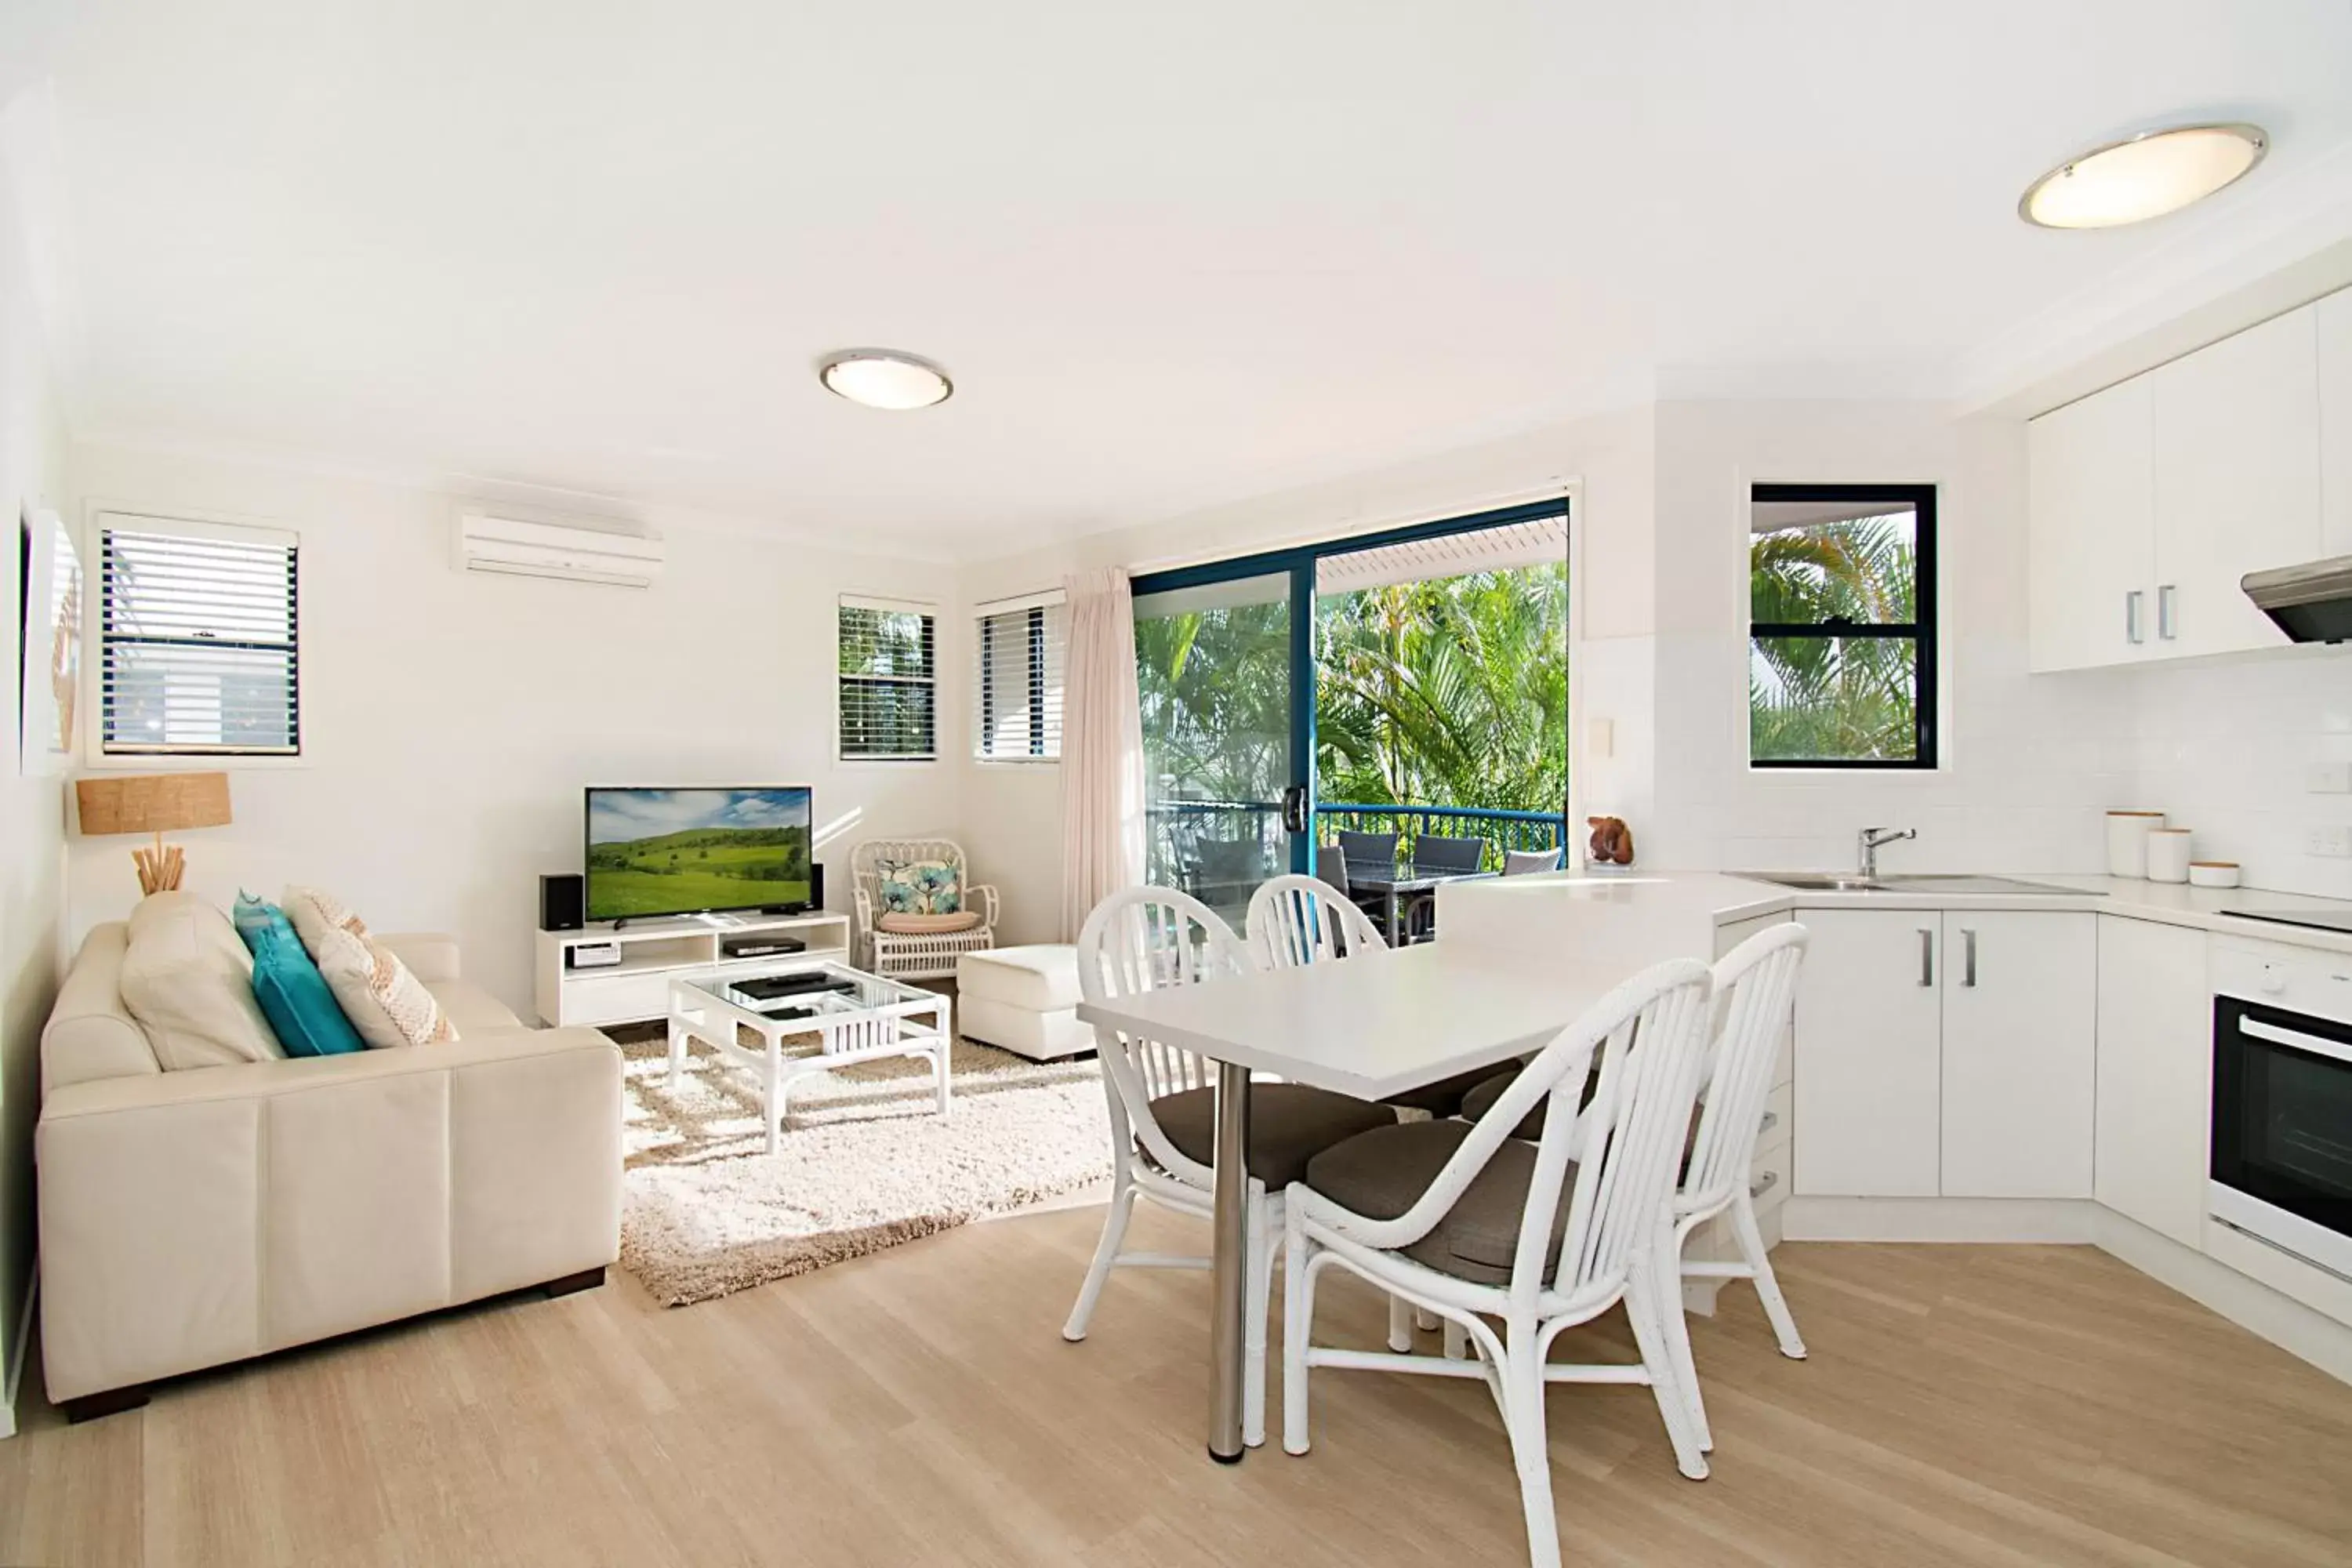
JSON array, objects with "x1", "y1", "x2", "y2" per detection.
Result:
[
  {"x1": 38, "y1": 1026, "x2": 622, "y2": 1403},
  {"x1": 375, "y1": 931, "x2": 461, "y2": 984}
]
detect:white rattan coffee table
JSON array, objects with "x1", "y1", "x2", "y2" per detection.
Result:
[{"x1": 666, "y1": 961, "x2": 952, "y2": 1154}]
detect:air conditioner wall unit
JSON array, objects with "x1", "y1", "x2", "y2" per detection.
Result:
[{"x1": 455, "y1": 514, "x2": 664, "y2": 588}]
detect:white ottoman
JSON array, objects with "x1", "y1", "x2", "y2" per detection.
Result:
[{"x1": 957, "y1": 944, "x2": 1092, "y2": 1061}]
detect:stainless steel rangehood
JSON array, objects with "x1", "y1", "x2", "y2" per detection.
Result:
[{"x1": 2242, "y1": 556, "x2": 2352, "y2": 644}]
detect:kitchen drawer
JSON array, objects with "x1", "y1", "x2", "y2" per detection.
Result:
[
  {"x1": 1748, "y1": 1141, "x2": 1791, "y2": 1218},
  {"x1": 1755, "y1": 1082, "x2": 1792, "y2": 1157},
  {"x1": 1770, "y1": 1019, "x2": 1794, "y2": 1091}
]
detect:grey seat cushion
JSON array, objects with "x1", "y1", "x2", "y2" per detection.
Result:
[
  {"x1": 1381, "y1": 1065, "x2": 1507, "y2": 1117},
  {"x1": 1461, "y1": 1067, "x2": 1705, "y2": 1181},
  {"x1": 1151, "y1": 1083, "x2": 1396, "y2": 1188},
  {"x1": 1458, "y1": 1063, "x2": 1588, "y2": 1141},
  {"x1": 1303, "y1": 1119, "x2": 1568, "y2": 1286}
]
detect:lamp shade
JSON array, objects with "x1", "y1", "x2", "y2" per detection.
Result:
[{"x1": 75, "y1": 771, "x2": 234, "y2": 837}]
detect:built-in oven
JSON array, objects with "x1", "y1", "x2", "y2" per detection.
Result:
[{"x1": 2210, "y1": 939, "x2": 2352, "y2": 1281}]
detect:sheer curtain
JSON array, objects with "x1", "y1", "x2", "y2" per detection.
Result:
[{"x1": 1058, "y1": 567, "x2": 1146, "y2": 938}]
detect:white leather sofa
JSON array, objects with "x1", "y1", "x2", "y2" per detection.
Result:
[{"x1": 37, "y1": 917, "x2": 623, "y2": 1419}]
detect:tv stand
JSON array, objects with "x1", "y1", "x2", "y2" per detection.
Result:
[{"x1": 532, "y1": 909, "x2": 853, "y2": 1028}]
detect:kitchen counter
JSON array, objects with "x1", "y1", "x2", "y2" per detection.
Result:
[{"x1": 1437, "y1": 868, "x2": 2352, "y2": 960}]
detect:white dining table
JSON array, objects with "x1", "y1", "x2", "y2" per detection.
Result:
[{"x1": 1073, "y1": 938, "x2": 1646, "y2": 1463}]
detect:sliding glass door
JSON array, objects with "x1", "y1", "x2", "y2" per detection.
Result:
[
  {"x1": 1131, "y1": 497, "x2": 1572, "y2": 929},
  {"x1": 1133, "y1": 569, "x2": 1303, "y2": 926}
]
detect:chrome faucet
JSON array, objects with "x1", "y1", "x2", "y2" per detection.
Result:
[{"x1": 1857, "y1": 826, "x2": 1916, "y2": 878}]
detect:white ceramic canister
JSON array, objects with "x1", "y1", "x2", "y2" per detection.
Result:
[
  {"x1": 2106, "y1": 811, "x2": 2165, "y2": 878},
  {"x1": 2188, "y1": 861, "x2": 2242, "y2": 889},
  {"x1": 2147, "y1": 828, "x2": 2193, "y2": 884}
]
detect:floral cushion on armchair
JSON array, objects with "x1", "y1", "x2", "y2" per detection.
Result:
[{"x1": 877, "y1": 858, "x2": 964, "y2": 916}]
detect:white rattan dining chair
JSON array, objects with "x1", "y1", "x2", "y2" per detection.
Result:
[
  {"x1": 1245, "y1": 872, "x2": 1387, "y2": 970},
  {"x1": 1063, "y1": 885, "x2": 1388, "y2": 1449},
  {"x1": 1653, "y1": 922, "x2": 1810, "y2": 1450},
  {"x1": 1280, "y1": 956, "x2": 1717, "y2": 1568}
]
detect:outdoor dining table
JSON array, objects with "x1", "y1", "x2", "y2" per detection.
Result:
[
  {"x1": 1073, "y1": 937, "x2": 1639, "y2": 1463},
  {"x1": 1345, "y1": 865, "x2": 1497, "y2": 942}
]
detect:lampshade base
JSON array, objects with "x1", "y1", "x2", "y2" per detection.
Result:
[{"x1": 132, "y1": 833, "x2": 187, "y2": 896}]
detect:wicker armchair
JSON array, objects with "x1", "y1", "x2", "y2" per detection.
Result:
[{"x1": 850, "y1": 837, "x2": 1001, "y2": 981}]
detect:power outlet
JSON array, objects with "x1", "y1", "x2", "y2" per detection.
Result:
[{"x1": 2307, "y1": 825, "x2": 2352, "y2": 858}]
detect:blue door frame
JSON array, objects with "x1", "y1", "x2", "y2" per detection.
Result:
[{"x1": 1129, "y1": 495, "x2": 1572, "y2": 877}]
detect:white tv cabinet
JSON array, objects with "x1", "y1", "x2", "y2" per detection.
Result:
[{"x1": 532, "y1": 909, "x2": 853, "y2": 1029}]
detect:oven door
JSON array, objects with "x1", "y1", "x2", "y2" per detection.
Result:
[{"x1": 2211, "y1": 996, "x2": 2352, "y2": 1278}]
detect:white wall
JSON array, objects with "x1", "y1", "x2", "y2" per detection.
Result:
[
  {"x1": 956, "y1": 405, "x2": 1659, "y2": 943},
  {"x1": 2110, "y1": 650, "x2": 2352, "y2": 899},
  {"x1": 1646, "y1": 399, "x2": 2133, "y2": 875},
  {"x1": 0, "y1": 99, "x2": 71, "y2": 1425},
  {"x1": 64, "y1": 441, "x2": 969, "y2": 1014}
]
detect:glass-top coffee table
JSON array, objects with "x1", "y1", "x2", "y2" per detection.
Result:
[{"x1": 666, "y1": 961, "x2": 953, "y2": 1154}]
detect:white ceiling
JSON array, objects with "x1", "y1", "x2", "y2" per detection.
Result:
[{"x1": 15, "y1": 1, "x2": 2352, "y2": 557}]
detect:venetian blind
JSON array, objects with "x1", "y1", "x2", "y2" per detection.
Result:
[
  {"x1": 838, "y1": 595, "x2": 938, "y2": 760},
  {"x1": 973, "y1": 590, "x2": 1067, "y2": 761},
  {"x1": 99, "y1": 517, "x2": 302, "y2": 757}
]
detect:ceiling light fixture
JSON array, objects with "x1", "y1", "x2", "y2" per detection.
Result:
[
  {"x1": 818, "y1": 349, "x2": 953, "y2": 410},
  {"x1": 2020, "y1": 123, "x2": 2267, "y2": 230}
]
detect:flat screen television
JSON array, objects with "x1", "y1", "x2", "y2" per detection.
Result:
[{"x1": 584, "y1": 786, "x2": 815, "y2": 924}]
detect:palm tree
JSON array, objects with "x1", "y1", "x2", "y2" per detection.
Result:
[{"x1": 1749, "y1": 517, "x2": 1917, "y2": 761}]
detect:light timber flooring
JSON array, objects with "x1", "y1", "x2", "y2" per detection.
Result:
[{"x1": 4, "y1": 1202, "x2": 2350, "y2": 1567}]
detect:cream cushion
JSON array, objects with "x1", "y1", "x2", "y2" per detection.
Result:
[
  {"x1": 956, "y1": 944, "x2": 1082, "y2": 1013},
  {"x1": 283, "y1": 884, "x2": 367, "y2": 949},
  {"x1": 309, "y1": 925, "x2": 459, "y2": 1048},
  {"x1": 877, "y1": 909, "x2": 985, "y2": 935},
  {"x1": 117, "y1": 892, "x2": 285, "y2": 1072}
]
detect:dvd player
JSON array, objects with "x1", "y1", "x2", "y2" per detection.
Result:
[{"x1": 730, "y1": 973, "x2": 856, "y2": 1004}]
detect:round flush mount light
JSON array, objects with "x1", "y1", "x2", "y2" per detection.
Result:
[
  {"x1": 2020, "y1": 123, "x2": 2268, "y2": 230},
  {"x1": 818, "y1": 349, "x2": 953, "y2": 410}
]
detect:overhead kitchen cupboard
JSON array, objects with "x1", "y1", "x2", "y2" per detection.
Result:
[{"x1": 2029, "y1": 291, "x2": 2333, "y2": 673}]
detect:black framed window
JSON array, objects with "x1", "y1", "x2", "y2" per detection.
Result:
[{"x1": 1749, "y1": 483, "x2": 1936, "y2": 769}]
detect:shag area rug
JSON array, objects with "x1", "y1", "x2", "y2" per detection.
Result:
[{"x1": 615, "y1": 1020, "x2": 1110, "y2": 1306}]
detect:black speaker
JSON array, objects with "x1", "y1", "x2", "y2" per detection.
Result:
[
  {"x1": 539, "y1": 873, "x2": 585, "y2": 931},
  {"x1": 759, "y1": 861, "x2": 825, "y2": 915}
]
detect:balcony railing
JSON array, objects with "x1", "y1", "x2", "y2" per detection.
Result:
[{"x1": 1147, "y1": 799, "x2": 1567, "y2": 882}]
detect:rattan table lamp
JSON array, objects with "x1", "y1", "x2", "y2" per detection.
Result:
[{"x1": 74, "y1": 771, "x2": 233, "y2": 895}]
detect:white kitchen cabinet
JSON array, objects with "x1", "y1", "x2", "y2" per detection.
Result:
[
  {"x1": 1793, "y1": 909, "x2": 1944, "y2": 1198},
  {"x1": 2029, "y1": 378, "x2": 2155, "y2": 673},
  {"x1": 1793, "y1": 908, "x2": 2096, "y2": 1200},
  {"x1": 2321, "y1": 289, "x2": 2352, "y2": 558},
  {"x1": 2027, "y1": 290, "x2": 2338, "y2": 672},
  {"x1": 1940, "y1": 912, "x2": 2097, "y2": 1198},
  {"x1": 2094, "y1": 916, "x2": 2212, "y2": 1246},
  {"x1": 2150, "y1": 307, "x2": 2324, "y2": 660}
]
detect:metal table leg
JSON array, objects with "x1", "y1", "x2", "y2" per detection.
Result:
[
  {"x1": 1384, "y1": 887, "x2": 1399, "y2": 945},
  {"x1": 1208, "y1": 1059, "x2": 1253, "y2": 1463}
]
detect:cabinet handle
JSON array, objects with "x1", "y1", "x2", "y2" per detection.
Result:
[
  {"x1": 2125, "y1": 590, "x2": 2145, "y2": 645},
  {"x1": 1918, "y1": 927, "x2": 1935, "y2": 987},
  {"x1": 2158, "y1": 584, "x2": 2177, "y2": 641},
  {"x1": 1962, "y1": 927, "x2": 1978, "y2": 988},
  {"x1": 1758, "y1": 1109, "x2": 1778, "y2": 1134},
  {"x1": 1750, "y1": 1170, "x2": 1780, "y2": 1200}
]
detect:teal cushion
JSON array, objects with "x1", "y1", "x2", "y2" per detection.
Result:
[
  {"x1": 878, "y1": 858, "x2": 963, "y2": 915},
  {"x1": 238, "y1": 899, "x2": 366, "y2": 1058}
]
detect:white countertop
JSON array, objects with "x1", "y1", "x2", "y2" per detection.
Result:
[{"x1": 1437, "y1": 869, "x2": 2352, "y2": 960}]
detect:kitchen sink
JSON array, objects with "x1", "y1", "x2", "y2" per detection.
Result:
[{"x1": 1737, "y1": 872, "x2": 2096, "y2": 896}]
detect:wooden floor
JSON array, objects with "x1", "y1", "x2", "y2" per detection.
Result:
[{"x1": 5, "y1": 1203, "x2": 2350, "y2": 1567}]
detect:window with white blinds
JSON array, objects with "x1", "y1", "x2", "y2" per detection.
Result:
[
  {"x1": 838, "y1": 596, "x2": 937, "y2": 760},
  {"x1": 973, "y1": 590, "x2": 1066, "y2": 761},
  {"x1": 98, "y1": 516, "x2": 302, "y2": 757}
]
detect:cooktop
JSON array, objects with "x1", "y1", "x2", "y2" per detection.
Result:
[{"x1": 2233, "y1": 909, "x2": 2352, "y2": 935}]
